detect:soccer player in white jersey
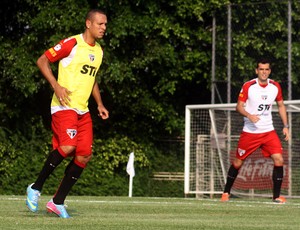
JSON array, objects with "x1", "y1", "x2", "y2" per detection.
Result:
[{"x1": 221, "y1": 58, "x2": 289, "y2": 203}]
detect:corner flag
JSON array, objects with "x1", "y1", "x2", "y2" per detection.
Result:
[
  {"x1": 126, "y1": 152, "x2": 135, "y2": 177},
  {"x1": 126, "y1": 152, "x2": 135, "y2": 197}
]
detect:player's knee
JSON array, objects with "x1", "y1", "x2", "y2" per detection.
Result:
[
  {"x1": 76, "y1": 155, "x2": 92, "y2": 165},
  {"x1": 274, "y1": 158, "x2": 284, "y2": 166},
  {"x1": 60, "y1": 145, "x2": 76, "y2": 155},
  {"x1": 272, "y1": 154, "x2": 284, "y2": 166},
  {"x1": 233, "y1": 158, "x2": 243, "y2": 169},
  {"x1": 84, "y1": 155, "x2": 92, "y2": 163}
]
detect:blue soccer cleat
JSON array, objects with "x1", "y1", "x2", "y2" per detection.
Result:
[
  {"x1": 26, "y1": 183, "x2": 41, "y2": 212},
  {"x1": 46, "y1": 199, "x2": 70, "y2": 218}
]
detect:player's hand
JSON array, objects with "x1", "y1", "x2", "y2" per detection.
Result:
[
  {"x1": 98, "y1": 105, "x2": 109, "y2": 120},
  {"x1": 282, "y1": 127, "x2": 289, "y2": 141},
  {"x1": 54, "y1": 84, "x2": 72, "y2": 106},
  {"x1": 247, "y1": 114, "x2": 260, "y2": 123}
]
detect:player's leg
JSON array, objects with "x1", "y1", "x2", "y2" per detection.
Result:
[
  {"x1": 47, "y1": 112, "x2": 93, "y2": 218},
  {"x1": 46, "y1": 157, "x2": 87, "y2": 218},
  {"x1": 223, "y1": 159, "x2": 243, "y2": 192},
  {"x1": 271, "y1": 154, "x2": 285, "y2": 203},
  {"x1": 32, "y1": 148, "x2": 66, "y2": 191},
  {"x1": 221, "y1": 132, "x2": 260, "y2": 202},
  {"x1": 221, "y1": 158, "x2": 243, "y2": 202},
  {"x1": 32, "y1": 110, "x2": 78, "y2": 190},
  {"x1": 262, "y1": 131, "x2": 285, "y2": 203},
  {"x1": 26, "y1": 111, "x2": 77, "y2": 212},
  {"x1": 52, "y1": 157, "x2": 88, "y2": 205}
]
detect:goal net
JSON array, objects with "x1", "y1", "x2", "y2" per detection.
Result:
[{"x1": 184, "y1": 100, "x2": 300, "y2": 198}]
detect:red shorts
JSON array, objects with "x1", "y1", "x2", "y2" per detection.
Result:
[
  {"x1": 236, "y1": 130, "x2": 282, "y2": 160},
  {"x1": 51, "y1": 110, "x2": 93, "y2": 157}
]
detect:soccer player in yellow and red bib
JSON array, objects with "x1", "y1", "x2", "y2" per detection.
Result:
[
  {"x1": 221, "y1": 58, "x2": 289, "y2": 204},
  {"x1": 26, "y1": 9, "x2": 109, "y2": 218}
]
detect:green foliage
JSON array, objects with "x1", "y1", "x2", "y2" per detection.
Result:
[
  {"x1": 0, "y1": 118, "x2": 52, "y2": 194},
  {"x1": 93, "y1": 136, "x2": 150, "y2": 175},
  {"x1": 97, "y1": 0, "x2": 214, "y2": 142}
]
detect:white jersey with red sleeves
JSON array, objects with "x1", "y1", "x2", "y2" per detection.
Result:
[
  {"x1": 44, "y1": 34, "x2": 103, "y2": 115},
  {"x1": 238, "y1": 78, "x2": 283, "y2": 133}
]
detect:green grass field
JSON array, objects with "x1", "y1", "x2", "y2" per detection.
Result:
[{"x1": 1, "y1": 195, "x2": 300, "y2": 230}]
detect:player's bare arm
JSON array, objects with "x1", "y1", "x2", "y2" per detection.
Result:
[
  {"x1": 236, "y1": 100, "x2": 260, "y2": 123},
  {"x1": 36, "y1": 54, "x2": 72, "y2": 105},
  {"x1": 92, "y1": 81, "x2": 109, "y2": 119},
  {"x1": 277, "y1": 100, "x2": 289, "y2": 141}
]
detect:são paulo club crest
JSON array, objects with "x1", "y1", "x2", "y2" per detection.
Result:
[
  {"x1": 89, "y1": 54, "x2": 95, "y2": 62},
  {"x1": 66, "y1": 129, "x2": 77, "y2": 139},
  {"x1": 261, "y1": 95, "x2": 268, "y2": 100}
]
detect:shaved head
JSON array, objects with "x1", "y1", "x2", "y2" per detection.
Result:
[{"x1": 85, "y1": 9, "x2": 106, "y2": 22}]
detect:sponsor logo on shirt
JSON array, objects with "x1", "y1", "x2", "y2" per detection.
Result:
[
  {"x1": 80, "y1": 64, "x2": 97, "y2": 77},
  {"x1": 258, "y1": 104, "x2": 271, "y2": 112},
  {"x1": 48, "y1": 48, "x2": 57, "y2": 57}
]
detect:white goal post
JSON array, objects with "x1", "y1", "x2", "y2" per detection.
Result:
[{"x1": 184, "y1": 100, "x2": 300, "y2": 198}]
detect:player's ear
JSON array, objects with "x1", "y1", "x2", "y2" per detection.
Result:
[{"x1": 86, "y1": 20, "x2": 91, "y2": 29}]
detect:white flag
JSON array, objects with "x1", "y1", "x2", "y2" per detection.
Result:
[{"x1": 126, "y1": 152, "x2": 135, "y2": 177}]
